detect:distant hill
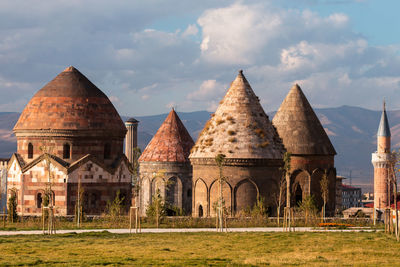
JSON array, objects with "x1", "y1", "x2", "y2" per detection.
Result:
[{"x1": 0, "y1": 106, "x2": 392, "y2": 191}]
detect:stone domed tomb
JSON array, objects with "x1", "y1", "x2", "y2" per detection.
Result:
[
  {"x1": 189, "y1": 70, "x2": 286, "y2": 217},
  {"x1": 139, "y1": 109, "x2": 194, "y2": 215},
  {"x1": 272, "y1": 84, "x2": 337, "y2": 214},
  {"x1": 7, "y1": 67, "x2": 132, "y2": 216}
]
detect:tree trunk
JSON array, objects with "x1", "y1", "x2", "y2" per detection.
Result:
[
  {"x1": 277, "y1": 206, "x2": 280, "y2": 226},
  {"x1": 394, "y1": 180, "x2": 399, "y2": 241}
]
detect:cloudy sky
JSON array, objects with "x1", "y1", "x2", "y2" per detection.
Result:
[{"x1": 0, "y1": 0, "x2": 399, "y2": 116}]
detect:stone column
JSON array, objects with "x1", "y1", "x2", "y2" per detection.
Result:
[{"x1": 125, "y1": 118, "x2": 139, "y2": 166}]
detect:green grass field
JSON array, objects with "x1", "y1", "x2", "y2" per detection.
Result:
[{"x1": 0, "y1": 231, "x2": 398, "y2": 266}]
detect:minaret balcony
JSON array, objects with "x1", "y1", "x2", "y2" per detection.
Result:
[{"x1": 371, "y1": 152, "x2": 394, "y2": 164}]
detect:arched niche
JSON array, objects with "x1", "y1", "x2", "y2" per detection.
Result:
[
  {"x1": 234, "y1": 179, "x2": 258, "y2": 214},
  {"x1": 209, "y1": 180, "x2": 232, "y2": 217},
  {"x1": 194, "y1": 179, "x2": 207, "y2": 217},
  {"x1": 141, "y1": 178, "x2": 151, "y2": 212},
  {"x1": 166, "y1": 176, "x2": 183, "y2": 209},
  {"x1": 290, "y1": 169, "x2": 310, "y2": 206},
  {"x1": 151, "y1": 177, "x2": 165, "y2": 200}
]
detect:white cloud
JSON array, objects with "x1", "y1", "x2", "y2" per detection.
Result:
[
  {"x1": 187, "y1": 80, "x2": 227, "y2": 111},
  {"x1": 182, "y1": 24, "x2": 199, "y2": 37},
  {"x1": 198, "y1": 3, "x2": 282, "y2": 65},
  {"x1": 0, "y1": 1, "x2": 399, "y2": 115},
  {"x1": 187, "y1": 80, "x2": 225, "y2": 101}
]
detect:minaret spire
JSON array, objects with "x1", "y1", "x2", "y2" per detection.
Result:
[
  {"x1": 377, "y1": 100, "x2": 391, "y2": 138},
  {"x1": 372, "y1": 100, "x2": 392, "y2": 210}
]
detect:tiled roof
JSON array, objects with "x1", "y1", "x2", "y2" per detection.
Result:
[
  {"x1": 189, "y1": 70, "x2": 285, "y2": 159},
  {"x1": 14, "y1": 66, "x2": 126, "y2": 134},
  {"x1": 272, "y1": 84, "x2": 336, "y2": 155},
  {"x1": 139, "y1": 109, "x2": 194, "y2": 162}
]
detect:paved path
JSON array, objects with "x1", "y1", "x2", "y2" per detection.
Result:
[{"x1": 0, "y1": 227, "x2": 379, "y2": 236}]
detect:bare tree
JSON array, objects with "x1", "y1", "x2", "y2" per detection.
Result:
[
  {"x1": 215, "y1": 154, "x2": 226, "y2": 232},
  {"x1": 277, "y1": 152, "x2": 292, "y2": 228},
  {"x1": 320, "y1": 170, "x2": 329, "y2": 222},
  {"x1": 132, "y1": 147, "x2": 142, "y2": 202},
  {"x1": 275, "y1": 174, "x2": 287, "y2": 225},
  {"x1": 389, "y1": 151, "x2": 399, "y2": 241}
]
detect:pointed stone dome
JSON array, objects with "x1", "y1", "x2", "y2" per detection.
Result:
[
  {"x1": 14, "y1": 66, "x2": 125, "y2": 135},
  {"x1": 377, "y1": 102, "x2": 391, "y2": 137},
  {"x1": 272, "y1": 84, "x2": 336, "y2": 155},
  {"x1": 139, "y1": 109, "x2": 195, "y2": 162},
  {"x1": 190, "y1": 70, "x2": 285, "y2": 159}
]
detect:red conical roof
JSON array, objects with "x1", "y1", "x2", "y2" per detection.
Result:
[
  {"x1": 139, "y1": 109, "x2": 195, "y2": 162},
  {"x1": 14, "y1": 66, "x2": 126, "y2": 135}
]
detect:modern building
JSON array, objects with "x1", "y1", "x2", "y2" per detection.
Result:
[
  {"x1": 342, "y1": 184, "x2": 362, "y2": 209},
  {"x1": 336, "y1": 176, "x2": 345, "y2": 213},
  {"x1": 6, "y1": 66, "x2": 133, "y2": 216}
]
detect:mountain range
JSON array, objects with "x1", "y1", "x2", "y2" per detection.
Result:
[{"x1": 0, "y1": 106, "x2": 394, "y2": 192}]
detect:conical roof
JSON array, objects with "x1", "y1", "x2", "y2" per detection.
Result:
[
  {"x1": 272, "y1": 84, "x2": 336, "y2": 155},
  {"x1": 139, "y1": 109, "x2": 195, "y2": 162},
  {"x1": 14, "y1": 66, "x2": 125, "y2": 134},
  {"x1": 377, "y1": 102, "x2": 391, "y2": 137},
  {"x1": 189, "y1": 70, "x2": 285, "y2": 159}
]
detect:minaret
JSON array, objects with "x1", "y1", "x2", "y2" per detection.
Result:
[
  {"x1": 125, "y1": 118, "x2": 139, "y2": 166},
  {"x1": 372, "y1": 101, "x2": 392, "y2": 210}
]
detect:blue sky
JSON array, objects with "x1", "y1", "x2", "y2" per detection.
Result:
[{"x1": 0, "y1": 0, "x2": 399, "y2": 116}]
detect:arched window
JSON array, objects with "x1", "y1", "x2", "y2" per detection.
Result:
[
  {"x1": 45, "y1": 191, "x2": 55, "y2": 206},
  {"x1": 198, "y1": 205, "x2": 203, "y2": 217},
  {"x1": 63, "y1": 143, "x2": 71, "y2": 159},
  {"x1": 104, "y1": 143, "x2": 111, "y2": 159},
  {"x1": 90, "y1": 192, "x2": 98, "y2": 209},
  {"x1": 37, "y1": 193, "x2": 43, "y2": 208},
  {"x1": 28, "y1": 143, "x2": 33, "y2": 159}
]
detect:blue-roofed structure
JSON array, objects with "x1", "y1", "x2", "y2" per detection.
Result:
[{"x1": 377, "y1": 102, "x2": 391, "y2": 137}]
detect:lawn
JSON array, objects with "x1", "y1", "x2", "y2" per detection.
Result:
[{"x1": 0, "y1": 231, "x2": 398, "y2": 266}]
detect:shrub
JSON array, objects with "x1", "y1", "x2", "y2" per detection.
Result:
[
  {"x1": 227, "y1": 130, "x2": 236, "y2": 136},
  {"x1": 227, "y1": 116, "x2": 235, "y2": 124},
  {"x1": 204, "y1": 138, "x2": 213, "y2": 146},
  {"x1": 146, "y1": 189, "x2": 166, "y2": 226},
  {"x1": 216, "y1": 119, "x2": 225, "y2": 125},
  {"x1": 8, "y1": 194, "x2": 17, "y2": 222},
  {"x1": 228, "y1": 137, "x2": 237, "y2": 143},
  {"x1": 256, "y1": 141, "x2": 269, "y2": 148},
  {"x1": 254, "y1": 128, "x2": 265, "y2": 138},
  {"x1": 106, "y1": 191, "x2": 125, "y2": 220}
]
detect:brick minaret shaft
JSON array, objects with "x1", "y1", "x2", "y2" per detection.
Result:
[
  {"x1": 372, "y1": 102, "x2": 391, "y2": 210},
  {"x1": 125, "y1": 118, "x2": 139, "y2": 167}
]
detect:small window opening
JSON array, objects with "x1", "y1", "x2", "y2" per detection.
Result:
[
  {"x1": 198, "y1": 205, "x2": 203, "y2": 217},
  {"x1": 28, "y1": 143, "x2": 33, "y2": 159},
  {"x1": 63, "y1": 143, "x2": 71, "y2": 159},
  {"x1": 37, "y1": 193, "x2": 43, "y2": 208},
  {"x1": 104, "y1": 143, "x2": 111, "y2": 159}
]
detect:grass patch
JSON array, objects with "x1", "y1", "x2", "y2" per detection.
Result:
[{"x1": 0, "y1": 232, "x2": 398, "y2": 266}]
